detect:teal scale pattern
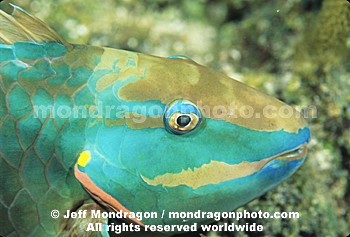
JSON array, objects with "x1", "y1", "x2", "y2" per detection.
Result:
[{"x1": 0, "y1": 41, "x2": 104, "y2": 237}]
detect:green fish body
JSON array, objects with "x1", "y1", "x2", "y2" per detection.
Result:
[{"x1": 0, "y1": 4, "x2": 311, "y2": 237}]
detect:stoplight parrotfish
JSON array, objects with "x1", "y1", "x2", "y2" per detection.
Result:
[{"x1": 0, "y1": 3, "x2": 310, "y2": 237}]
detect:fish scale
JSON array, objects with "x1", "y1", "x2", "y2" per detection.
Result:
[
  {"x1": 0, "y1": 22, "x2": 146, "y2": 236},
  {"x1": 1, "y1": 3, "x2": 311, "y2": 237},
  {"x1": 0, "y1": 41, "x2": 93, "y2": 236}
]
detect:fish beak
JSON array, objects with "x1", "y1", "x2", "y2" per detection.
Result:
[{"x1": 275, "y1": 143, "x2": 308, "y2": 161}]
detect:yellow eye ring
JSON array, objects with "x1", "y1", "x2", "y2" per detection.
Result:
[{"x1": 168, "y1": 112, "x2": 200, "y2": 133}]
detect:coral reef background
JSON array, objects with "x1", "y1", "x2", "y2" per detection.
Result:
[{"x1": 4, "y1": 0, "x2": 350, "y2": 236}]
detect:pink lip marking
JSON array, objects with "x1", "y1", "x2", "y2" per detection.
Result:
[{"x1": 74, "y1": 164, "x2": 144, "y2": 226}]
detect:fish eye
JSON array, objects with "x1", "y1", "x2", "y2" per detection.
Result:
[
  {"x1": 164, "y1": 99, "x2": 202, "y2": 135},
  {"x1": 177, "y1": 114, "x2": 191, "y2": 127}
]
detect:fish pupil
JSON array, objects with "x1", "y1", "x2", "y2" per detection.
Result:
[{"x1": 177, "y1": 115, "x2": 191, "y2": 127}]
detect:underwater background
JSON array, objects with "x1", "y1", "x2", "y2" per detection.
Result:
[{"x1": 5, "y1": 0, "x2": 350, "y2": 236}]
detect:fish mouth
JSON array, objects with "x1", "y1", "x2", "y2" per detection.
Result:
[
  {"x1": 141, "y1": 143, "x2": 309, "y2": 189},
  {"x1": 274, "y1": 143, "x2": 308, "y2": 161}
]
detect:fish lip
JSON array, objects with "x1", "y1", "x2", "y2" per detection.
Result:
[{"x1": 274, "y1": 143, "x2": 308, "y2": 161}]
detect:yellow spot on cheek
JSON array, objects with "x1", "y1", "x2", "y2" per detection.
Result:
[{"x1": 77, "y1": 151, "x2": 91, "y2": 167}]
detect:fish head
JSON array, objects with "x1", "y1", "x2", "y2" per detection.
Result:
[{"x1": 74, "y1": 50, "x2": 311, "y2": 226}]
